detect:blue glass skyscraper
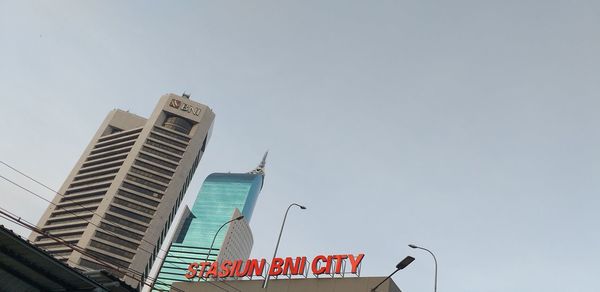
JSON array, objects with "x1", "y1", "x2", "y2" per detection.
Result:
[{"x1": 153, "y1": 153, "x2": 267, "y2": 291}]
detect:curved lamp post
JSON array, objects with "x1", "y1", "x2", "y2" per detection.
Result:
[
  {"x1": 263, "y1": 203, "x2": 306, "y2": 288},
  {"x1": 409, "y1": 244, "x2": 437, "y2": 292},
  {"x1": 200, "y1": 215, "x2": 244, "y2": 280},
  {"x1": 371, "y1": 256, "x2": 415, "y2": 291}
]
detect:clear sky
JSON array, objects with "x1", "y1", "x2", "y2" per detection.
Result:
[{"x1": 1, "y1": 1, "x2": 599, "y2": 291}]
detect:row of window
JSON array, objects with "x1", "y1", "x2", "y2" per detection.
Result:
[
  {"x1": 109, "y1": 206, "x2": 152, "y2": 224},
  {"x1": 90, "y1": 139, "x2": 135, "y2": 156},
  {"x1": 126, "y1": 174, "x2": 167, "y2": 192},
  {"x1": 69, "y1": 175, "x2": 115, "y2": 188},
  {"x1": 98, "y1": 222, "x2": 143, "y2": 241},
  {"x1": 41, "y1": 222, "x2": 88, "y2": 233},
  {"x1": 138, "y1": 153, "x2": 177, "y2": 170},
  {"x1": 59, "y1": 190, "x2": 106, "y2": 203},
  {"x1": 133, "y1": 160, "x2": 174, "y2": 177},
  {"x1": 130, "y1": 166, "x2": 170, "y2": 184},
  {"x1": 64, "y1": 182, "x2": 111, "y2": 195},
  {"x1": 149, "y1": 133, "x2": 188, "y2": 149},
  {"x1": 122, "y1": 182, "x2": 163, "y2": 200},
  {"x1": 36, "y1": 230, "x2": 84, "y2": 242},
  {"x1": 153, "y1": 126, "x2": 191, "y2": 142},
  {"x1": 95, "y1": 230, "x2": 140, "y2": 250},
  {"x1": 78, "y1": 161, "x2": 124, "y2": 175},
  {"x1": 142, "y1": 146, "x2": 181, "y2": 163},
  {"x1": 95, "y1": 132, "x2": 140, "y2": 150},
  {"x1": 85, "y1": 147, "x2": 132, "y2": 163},
  {"x1": 97, "y1": 127, "x2": 142, "y2": 143},
  {"x1": 50, "y1": 206, "x2": 97, "y2": 218},
  {"x1": 104, "y1": 213, "x2": 147, "y2": 232},
  {"x1": 90, "y1": 239, "x2": 135, "y2": 259},
  {"x1": 81, "y1": 153, "x2": 128, "y2": 169},
  {"x1": 35, "y1": 240, "x2": 78, "y2": 249},
  {"x1": 73, "y1": 167, "x2": 120, "y2": 182},
  {"x1": 85, "y1": 249, "x2": 131, "y2": 271},
  {"x1": 57, "y1": 198, "x2": 102, "y2": 211},
  {"x1": 145, "y1": 138, "x2": 184, "y2": 156},
  {"x1": 46, "y1": 214, "x2": 93, "y2": 226},
  {"x1": 117, "y1": 189, "x2": 159, "y2": 207},
  {"x1": 113, "y1": 197, "x2": 155, "y2": 216}
]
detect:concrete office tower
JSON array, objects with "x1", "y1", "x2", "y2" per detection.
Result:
[
  {"x1": 29, "y1": 94, "x2": 215, "y2": 289},
  {"x1": 153, "y1": 154, "x2": 267, "y2": 291}
]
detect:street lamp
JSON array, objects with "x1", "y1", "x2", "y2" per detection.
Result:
[
  {"x1": 262, "y1": 203, "x2": 306, "y2": 288},
  {"x1": 409, "y1": 244, "x2": 437, "y2": 292},
  {"x1": 200, "y1": 215, "x2": 245, "y2": 280},
  {"x1": 371, "y1": 256, "x2": 415, "y2": 292}
]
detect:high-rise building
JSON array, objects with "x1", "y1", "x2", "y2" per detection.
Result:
[
  {"x1": 153, "y1": 154, "x2": 267, "y2": 291},
  {"x1": 29, "y1": 93, "x2": 215, "y2": 289}
]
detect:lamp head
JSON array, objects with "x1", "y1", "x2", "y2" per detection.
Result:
[
  {"x1": 396, "y1": 256, "x2": 415, "y2": 270},
  {"x1": 235, "y1": 215, "x2": 245, "y2": 221},
  {"x1": 408, "y1": 244, "x2": 418, "y2": 249},
  {"x1": 299, "y1": 205, "x2": 307, "y2": 209}
]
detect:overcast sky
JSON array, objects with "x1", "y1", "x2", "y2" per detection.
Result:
[{"x1": 1, "y1": 1, "x2": 599, "y2": 291}]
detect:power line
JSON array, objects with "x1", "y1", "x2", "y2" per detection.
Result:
[
  {"x1": 0, "y1": 206, "x2": 189, "y2": 292},
  {"x1": 0, "y1": 161, "x2": 238, "y2": 292},
  {"x1": 0, "y1": 161, "x2": 194, "y2": 273}
]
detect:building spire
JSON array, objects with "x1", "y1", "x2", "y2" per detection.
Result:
[{"x1": 250, "y1": 151, "x2": 268, "y2": 175}]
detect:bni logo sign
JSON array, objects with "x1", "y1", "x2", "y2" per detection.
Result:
[
  {"x1": 169, "y1": 99, "x2": 182, "y2": 109},
  {"x1": 169, "y1": 99, "x2": 202, "y2": 116}
]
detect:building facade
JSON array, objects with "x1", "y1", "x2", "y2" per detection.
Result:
[
  {"x1": 171, "y1": 277, "x2": 402, "y2": 292},
  {"x1": 29, "y1": 94, "x2": 215, "y2": 289},
  {"x1": 153, "y1": 156, "x2": 267, "y2": 291}
]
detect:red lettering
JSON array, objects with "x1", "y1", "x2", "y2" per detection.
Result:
[
  {"x1": 186, "y1": 254, "x2": 365, "y2": 279},
  {"x1": 248, "y1": 259, "x2": 266, "y2": 277},
  {"x1": 219, "y1": 260, "x2": 233, "y2": 277},
  {"x1": 348, "y1": 254, "x2": 364, "y2": 274},
  {"x1": 185, "y1": 262, "x2": 198, "y2": 279},
  {"x1": 283, "y1": 257, "x2": 303, "y2": 275},
  {"x1": 205, "y1": 261, "x2": 218, "y2": 278},
  {"x1": 235, "y1": 260, "x2": 251, "y2": 277},
  {"x1": 269, "y1": 258, "x2": 284, "y2": 276},
  {"x1": 299, "y1": 257, "x2": 307, "y2": 275},
  {"x1": 197, "y1": 262, "x2": 210, "y2": 279},
  {"x1": 229, "y1": 260, "x2": 242, "y2": 277},
  {"x1": 333, "y1": 254, "x2": 348, "y2": 274},
  {"x1": 325, "y1": 255, "x2": 333, "y2": 273},
  {"x1": 311, "y1": 255, "x2": 327, "y2": 275}
]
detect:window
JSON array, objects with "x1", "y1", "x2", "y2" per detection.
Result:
[
  {"x1": 141, "y1": 146, "x2": 181, "y2": 162},
  {"x1": 117, "y1": 189, "x2": 159, "y2": 207},
  {"x1": 133, "y1": 160, "x2": 174, "y2": 177},
  {"x1": 104, "y1": 214, "x2": 147, "y2": 232},
  {"x1": 130, "y1": 167, "x2": 170, "y2": 184},
  {"x1": 126, "y1": 175, "x2": 167, "y2": 191},
  {"x1": 95, "y1": 231, "x2": 139, "y2": 250},
  {"x1": 99, "y1": 222, "x2": 143, "y2": 241},
  {"x1": 90, "y1": 240, "x2": 135, "y2": 259},
  {"x1": 145, "y1": 139, "x2": 184, "y2": 155},
  {"x1": 149, "y1": 133, "x2": 187, "y2": 149},
  {"x1": 138, "y1": 154, "x2": 177, "y2": 170},
  {"x1": 121, "y1": 182, "x2": 163, "y2": 199},
  {"x1": 109, "y1": 206, "x2": 152, "y2": 224},
  {"x1": 113, "y1": 197, "x2": 155, "y2": 215}
]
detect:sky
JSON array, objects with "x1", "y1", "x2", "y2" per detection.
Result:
[{"x1": 1, "y1": 1, "x2": 599, "y2": 291}]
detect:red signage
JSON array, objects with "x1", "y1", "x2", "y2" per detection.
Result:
[{"x1": 185, "y1": 253, "x2": 364, "y2": 280}]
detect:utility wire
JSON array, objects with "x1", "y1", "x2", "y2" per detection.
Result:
[
  {"x1": 0, "y1": 207, "x2": 189, "y2": 292},
  {"x1": 0, "y1": 162, "x2": 199, "y2": 278},
  {"x1": 0, "y1": 161, "x2": 238, "y2": 292}
]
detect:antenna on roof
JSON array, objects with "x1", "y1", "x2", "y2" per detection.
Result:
[{"x1": 249, "y1": 151, "x2": 268, "y2": 175}]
